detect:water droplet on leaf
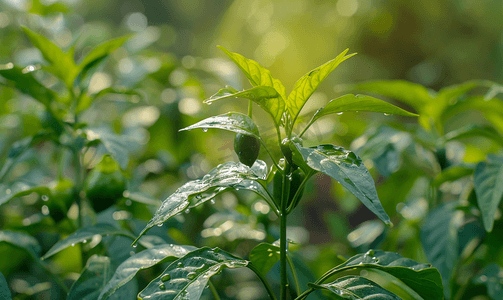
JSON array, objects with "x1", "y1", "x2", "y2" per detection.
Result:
[
  {"x1": 161, "y1": 274, "x2": 171, "y2": 282},
  {"x1": 187, "y1": 272, "x2": 196, "y2": 279},
  {"x1": 202, "y1": 128, "x2": 208, "y2": 132},
  {"x1": 159, "y1": 283, "x2": 166, "y2": 290}
]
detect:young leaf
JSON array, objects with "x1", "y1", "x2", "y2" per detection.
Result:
[
  {"x1": 133, "y1": 161, "x2": 268, "y2": 244},
  {"x1": 22, "y1": 27, "x2": 78, "y2": 87},
  {"x1": 204, "y1": 86, "x2": 284, "y2": 125},
  {"x1": 313, "y1": 94, "x2": 418, "y2": 121},
  {"x1": 180, "y1": 112, "x2": 260, "y2": 138},
  {"x1": 346, "y1": 80, "x2": 434, "y2": 112},
  {"x1": 474, "y1": 154, "x2": 503, "y2": 232},
  {"x1": 77, "y1": 36, "x2": 130, "y2": 81},
  {"x1": 67, "y1": 255, "x2": 113, "y2": 300},
  {"x1": 249, "y1": 243, "x2": 281, "y2": 275},
  {"x1": 0, "y1": 272, "x2": 12, "y2": 300},
  {"x1": 138, "y1": 247, "x2": 248, "y2": 300},
  {"x1": 309, "y1": 276, "x2": 401, "y2": 300},
  {"x1": 291, "y1": 144, "x2": 391, "y2": 225},
  {"x1": 217, "y1": 46, "x2": 287, "y2": 101},
  {"x1": 319, "y1": 250, "x2": 443, "y2": 300},
  {"x1": 0, "y1": 230, "x2": 42, "y2": 260},
  {"x1": 42, "y1": 224, "x2": 133, "y2": 260},
  {"x1": 0, "y1": 64, "x2": 58, "y2": 107},
  {"x1": 287, "y1": 49, "x2": 356, "y2": 124},
  {"x1": 99, "y1": 244, "x2": 197, "y2": 300}
]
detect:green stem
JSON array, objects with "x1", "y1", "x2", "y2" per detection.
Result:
[
  {"x1": 286, "y1": 170, "x2": 314, "y2": 214},
  {"x1": 208, "y1": 279, "x2": 221, "y2": 300},
  {"x1": 298, "y1": 114, "x2": 317, "y2": 139},
  {"x1": 280, "y1": 164, "x2": 291, "y2": 300},
  {"x1": 259, "y1": 138, "x2": 282, "y2": 173},
  {"x1": 286, "y1": 255, "x2": 301, "y2": 296},
  {"x1": 247, "y1": 263, "x2": 278, "y2": 300},
  {"x1": 73, "y1": 149, "x2": 83, "y2": 229},
  {"x1": 257, "y1": 181, "x2": 280, "y2": 216}
]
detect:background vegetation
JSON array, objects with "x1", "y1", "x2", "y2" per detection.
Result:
[{"x1": 1, "y1": 0, "x2": 502, "y2": 299}]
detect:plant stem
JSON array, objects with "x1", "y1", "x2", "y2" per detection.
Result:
[
  {"x1": 73, "y1": 149, "x2": 83, "y2": 229},
  {"x1": 280, "y1": 164, "x2": 291, "y2": 300},
  {"x1": 247, "y1": 263, "x2": 278, "y2": 300},
  {"x1": 248, "y1": 99, "x2": 253, "y2": 118},
  {"x1": 260, "y1": 138, "x2": 282, "y2": 172},
  {"x1": 208, "y1": 280, "x2": 221, "y2": 300},
  {"x1": 294, "y1": 288, "x2": 314, "y2": 300}
]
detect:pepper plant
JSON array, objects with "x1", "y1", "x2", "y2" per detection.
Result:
[{"x1": 126, "y1": 47, "x2": 444, "y2": 299}]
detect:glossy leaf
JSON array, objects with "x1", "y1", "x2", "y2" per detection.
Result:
[
  {"x1": 0, "y1": 230, "x2": 42, "y2": 259},
  {"x1": 291, "y1": 143, "x2": 391, "y2": 225},
  {"x1": 42, "y1": 224, "x2": 131, "y2": 260},
  {"x1": 22, "y1": 27, "x2": 78, "y2": 87},
  {"x1": 133, "y1": 161, "x2": 268, "y2": 244},
  {"x1": 67, "y1": 255, "x2": 112, "y2": 300},
  {"x1": 249, "y1": 243, "x2": 281, "y2": 275},
  {"x1": 78, "y1": 36, "x2": 130, "y2": 80},
  {"x1": 138, "y1": 247, "x2": 248, "y2": 300},
  {"x1": 432, "y1": 164, "x2": 475, "y2": 187},
  {"x1": 0, "y1": 182, "x2": 50, "y2": 206},
  {"x1": 99, "y1": 244, "x2": 197, "y2": 300},
  {"x1": 472, "y1": 263, "x2": 503, "y2": 300},
  {"x1": 474, "y1": 154, "x2": 503, "y2": 232},
  {"x1": 288, "y1": 49, "x2": 356, "y2": 122},
  {"x1": 0, "y1": 64, "x2": 57, "y2": 106},
  {"x1": 179, "y1": 112, "x2": 260, "y2": 138},
  {"x1": 204, "y1": 86, "x2": 284, "y2": 124},
  {"x1": 322, "y1": 250, "x2": 443, "y2": 300},
  {"x1": 313, "y1": 94, "x2": 418, "y2": 121},
  {"x1": 420, "y1": 203, "x2": 464, "y2": 298},
  {"x1": 348, "y1": 80, "x2": 434, "y2": 112},
  {"x1": 217, "y1": 46, "x2": 287, "y2": 102},
  {"x1": 0, "y1": 272, "x2": 11, "y2": 300},
  {"x1": 309, "y1": 276, "x2": 401, "y2": 300}
]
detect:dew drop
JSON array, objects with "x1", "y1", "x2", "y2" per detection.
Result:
[
  {"x1": 187, "y1": 272, "x2": 197, "y2": 280},
  {"x1": 82, "y1": 239, "x2": 87, "y2": 243},
  {"x1": 185, "y1": 209, "x2": 190, "y2": 214},
  {"x1": 159, "y1": 283, "x2": 166, "y2": 290},
  {"x1": 133, "y1": 244, "x2": 138, "y2": 248},
  {"x1": 177, "y1": 262, "x2": 183, "y2": 267},
  {"x1": 202, "y1": 128, "x2": 208, "y2": 133},
  {"x1": 157, "y1": 223, "x2": 163, "y2": 227},
  {"x1": 210, "y1": 199, "x2": 215, "y2": 205},
  {"x1": 71, "y1": 243, "x2": 75, "y2": 247},
  {"x1": 41, "y1": 195, "x2": 49, "y2": 201},
  {"x1": 384, "y1": 113, "x2": 390, "y2": 116},
  {"x1": 336, "y1": 112, "x2": 343, "y2": 115},
  {"x1": 161, "y1": 274, "x2": 171, "y2": 282}
]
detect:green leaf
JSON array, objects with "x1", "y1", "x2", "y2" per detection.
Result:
[
  {"x1": 249, "y1": 243, "x2": 281, "y2": 275},
  {"x1": 76, "y1": 87, "x2": 143, "y2": 114},
  {"x1": 0, "y1": 230, "x2": 42, "y2": 259},
  {"x1": 0, "y1": 271, "x2": 12, "y2": 300},
  {"x1": 42, "y1": 224, "x2": 132, "y2": 260},
  {"x1": 67, "y1": 255, "x2": 113, "y2": 300},
  {"x1": 445, "y1": 124, "x2": 503, "y2": 145},
  {"x1": 204, "y1": 86, "x2": 284, "y2": 125},
  {"x1": 347, "y1": 80, "x2": 434, "y2": 112},
  {"x1": 313, "y1": 94, "x2": 418, "y2": 121},
  {"x1": 287, "y1": 49, "x2": 356, "y2": 123},
  {"x1": 85, "y1": 127, "x2": 134, "y2": 169},
  {"x1": 133, "y1": 161, "x2": 268, "y2": 244},
  {"x1": 29, "y1": 0, "x2": 68, "y2": 15},
  {"x1": 77, "y1": 36, "x2": 130, "y2": 81},
  {"x1": 179, "y1": 112, "x2": 260, "y2": 138},
  {"x1": 474, "y1": 154, "x2": 503, "y2": 232},
  {"x1": 99, "y1": 244, "x2": 197, "y2": 300},
  {"x1": 420, "y1": 203, "x2": 464, "y2": 298},
  {"x1": 0, "y1": 64, "x2": 58, "y2": 106},
  {"x1": 217, "y1": 46, "x2": 287, "y2": 102},
  {"x1": 291, "y1": 144, "x2": 391, "y2": 225},
  {"x1": 309, "y1": 276, "x2": 401, "y2": 300},
  {"x1": 472, "y1": 263, "x2": 503, "y2": 300},
  {"x1": 138, "y1": 247, "x2": 248, "y2": 300},
  {"x1": 321, "y1": 250, "x2": 443, "y2": 300},
  {"x1": 0, "y1": 183, "x2": 50, "y2": 206},
  {"x1": 432, "y1": 164, "x2": 475, "y2": 187},
  {"x1": 22, "y1": 27, "x2": 78, "y2": 87}
]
